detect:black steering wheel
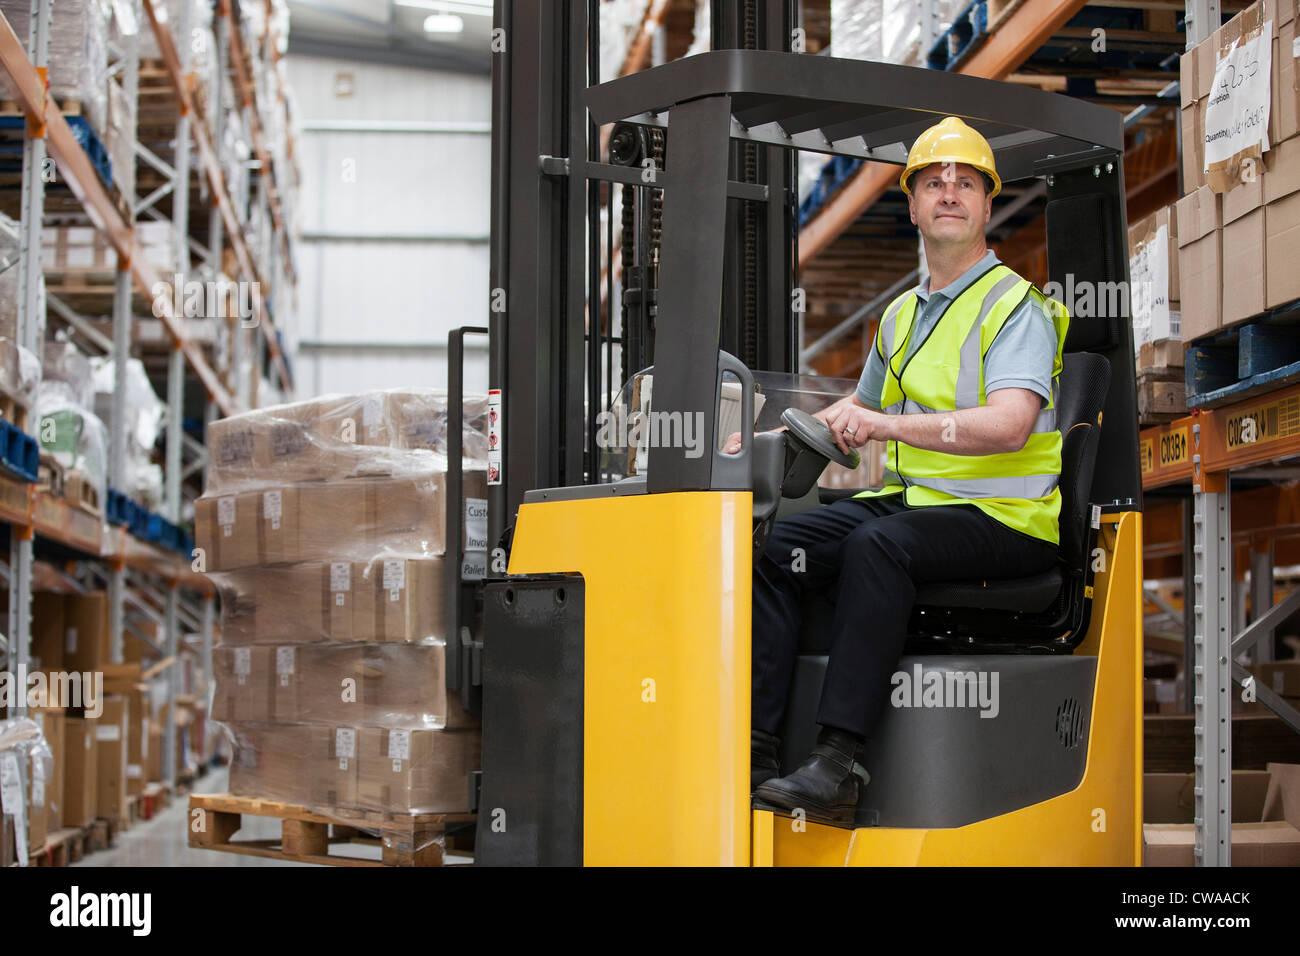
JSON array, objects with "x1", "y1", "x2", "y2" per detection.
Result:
[{"x1": 780, "y1": 407, "x2": 861, "y2": 471}]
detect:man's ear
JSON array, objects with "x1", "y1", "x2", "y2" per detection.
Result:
[{"x1": 908, "y1": 192, "x2": 918, "y2": 226}]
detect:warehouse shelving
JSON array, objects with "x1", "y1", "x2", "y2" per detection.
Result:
[{"x1": 0, "y1": 0, "x2": 296, "y2": 866}]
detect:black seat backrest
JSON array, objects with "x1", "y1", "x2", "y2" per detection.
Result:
[{"x1": 1056, "y1": 352, "x2": 1111, "y2": 573}]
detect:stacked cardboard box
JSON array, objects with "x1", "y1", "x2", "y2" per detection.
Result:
[
  {"x1": 1177, "y1": 0, "x2": 1300, "y2": 349},
  {"x1": 1129, "y1": 205, "x2": 1185, "y2": 422},
  {"x1": 1144, "y1": 763, "x2": 1300, "y2": 864},
  {"x1": 199, "y1": 388, "x2": 489, "y2": 816}
]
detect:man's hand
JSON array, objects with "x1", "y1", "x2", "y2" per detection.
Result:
[
  {"x1": 722, "y1": 425, "x2": 786, "y2": 455},
  {"x1": 826, "y1": 404, "x2": 887, "y2": 455}
]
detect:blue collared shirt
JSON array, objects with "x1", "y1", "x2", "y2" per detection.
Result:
[{"x1": 855, "y1": 249, "x2": 1056, "y2": 410}]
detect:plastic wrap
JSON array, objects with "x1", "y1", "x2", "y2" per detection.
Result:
[
  {"x1": 37, "y1": 341, "x2": 108, "y2": 504},
  {"x1": 203, "y1": 388, "x2": 489, "y2": 820},
  {"x1": 105, "y1": 77, "x2": 134, "y2": 201},
  {"x1": 42, "y1": 222, "x2": 175, "y2": 275},
  {"x1": 0, "y1": 338, "x2": 40, "y2": 414},
  {"x1": 0, "y1": 716, "x2": 55, "y2": 865},
  {"x1": 225, "y1": 722, "x2": 480, "y2": 816},
  {"x1": 0, "y1": 0, "x2": 111, "y2": 137},
  {"x1": 202, "y1": 388, "x2": 490, "y2": 495},
  {"x1": 89, "y1": 356, "x2": 165, "y2": 507}
]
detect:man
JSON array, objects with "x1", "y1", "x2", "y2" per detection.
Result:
[{"x1": 739, "y1": 117, "x2": 1069, "y2": 826}]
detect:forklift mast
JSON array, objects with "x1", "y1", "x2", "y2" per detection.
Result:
[{"x1": 487, "y1": 0, "x2": 799, "y2": 547}]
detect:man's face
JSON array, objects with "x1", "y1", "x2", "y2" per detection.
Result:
[{"x1": 907, "y1": 162, "x2": 992, "y2": 248}]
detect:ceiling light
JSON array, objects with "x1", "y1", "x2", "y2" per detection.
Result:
[{"x1": 423, "y1": 13, "x2": 464, "y2": 33}]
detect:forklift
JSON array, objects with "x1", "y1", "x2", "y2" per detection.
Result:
[{"x1": 465, "y1": 1, "x2": 1142, "y2": 865}]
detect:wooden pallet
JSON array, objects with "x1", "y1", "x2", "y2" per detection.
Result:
[
  {"x1": 28, "y1": 827, "x2": 86, "y2": 867},
  {"x1": 188, "y1": 793, "x2": 475, "y2": 867},
  {"x1": 0, "y1": 95, "x2": 82, "y2": 117},
  {"x1": 1185, "y1": 303, "x2": 1300, "y2": 408}
]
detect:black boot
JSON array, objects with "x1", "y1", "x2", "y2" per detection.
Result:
[
  {"x1": 751, "y1": 726, "x2": 869, "y2": 827},
  {"x1": 751, "y1": 729, "x2": 782, "y2": 791}
]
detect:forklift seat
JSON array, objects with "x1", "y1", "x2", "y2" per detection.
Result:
[
  {"x1": 798, "y1": 350, "x2": 1111, "y2": 651},
  {"x1": 911, "y1": 350, "x2": 1111, "y2": 613}
]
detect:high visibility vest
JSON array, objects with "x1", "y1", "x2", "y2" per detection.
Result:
[{"x1": 855, "y1": 263, "x2": 1070, "y2": 545}]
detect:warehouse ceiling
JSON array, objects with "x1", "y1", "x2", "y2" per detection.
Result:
[{"x1": 285, "y1": 0, "x2": 492, "y2": 74}]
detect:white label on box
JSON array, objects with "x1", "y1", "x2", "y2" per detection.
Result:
[
  {"x1": 330, "y1": 562, "x2": 350, "y2": 592},
  {"x1": 1275, "y1": 673, "x2": 1286, "y2": 692},
  {"x1": 263, "y1": 490, "x2": 282, "y2": 530},
  {"x1": 126, "y1": 764, "x2": 143, "y2": 779},
  {"x1": 85, "y1": 733, "x2": 92, "y2": 750},
  {"x1": 96, "y1": 724, "x2": 121, "y2": 741},
  {"x1": 1293, "y1": 35, "x2": 1299, "y2": 58},
  {"x1": 1204, "y1": 24, "x2": 1273, "y2": 169},
  {"x1": 276, "y1": 646, "x2": 295, "y2": 677},
  {"x1": 141, "y1": 718, "x2": 148, "y2": 758},
  {"x1": 32, "y1": 758, "x2": 45, "y2": 808},
  {"x1": 382, "y1": 560, "x2": 405, "y2": 591},
  {"x1": 218, "y1": 496, "x2": 236, "y2": 527},
  {"x1": 1155, "y1": 682, "x2": 1176, "y2": 703},
  {"x1": 336, "y1": 728, "x2": 356, "y2": 765},
  {"x1": 487, "y1": 388, "x2": 502, "y2": 485},
  {"x1": 0, "y1": 752, "x2": 26, "y2": 863},
  {"x1": 465, "y1": 498, "x2": 488, "y2": 550},
  {"x1": 234, "y1": 647, "x2": 251, "y2": 675},
  {"x1": 388, "y1": 729, "x2": 411, "y2": 761},
  {"x1": 363, "y1": 394, "x2": 382, "y2": 427},
  {"x1": 462, "y1": 551, "x2": 487, "y2": 581},
  {"x1": 65, "y1": 627, "x2": 78, "y2": 653}
]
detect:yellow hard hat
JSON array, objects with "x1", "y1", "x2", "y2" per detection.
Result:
[{"x1": 900, "y1": 116, "x2": 1001, "y2": 198}]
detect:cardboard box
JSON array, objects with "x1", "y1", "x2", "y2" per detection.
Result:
[
  {"x1": 31, "y1": 593, "x2": 66, "y2": 671},
  {"x1": 194, "y1": 493, "x2": 259, "y2": 570},
  {"x1": 206, "y1": 415, "x2": 256, "y2": 481},
  {"x1": 295, "y1": 645, "x2": 366, "y2": 725},
  {"x1": 95, "y1": 695, "x2": 129, "y2": 822},
  {"x1": 253, "y1": 563, "x2": 327, "y2": 643},
  {"x1": 1264, "y1": 134, "x2": 1300, "y2": 202},
  {"x1": 1180, "y1": 47, "x2": 1198, "y2": 109},
  {"x1": 145, "y1": 722, "x2": 163, "y2": 782},
  {"x1": 369, "y1": 557, "x2": 446, "y2": 643},
  {"x1": 1204, "y1": 2, "x2": 1276, "y2": 192},
  {"x1": 1143, "y1": 763, "x2": 1300, "y2": 865},
  {"x1": 1144, "y1": 821, "x2": 1300, "y2": 865},
  {"x1": 356, "y1": 728, "x2": 481, "y2": 814},
  {"x1": 1265, "y1": 190, "x2": 1300, "y2": 307},
  {"x1": 309, "y1": 726, "x2": 359, "y2": 809},
  {"x1": 1128, "y1": 205, "x2": 1181, "y2": 348},
  {"x1": 1181, "y1": 103, "x2": 1203, "y2": 193},
  {"x1": 1254, "y1": 660, "x2": 1300, "y2": 697},
  {"x1": 125, "y1": 688, "x2": 147, "y2": 796},
  {"x1": 1222, "y1": 162, "x2": 1266, "y2": 223},
  {"x1": 63, "y1": 592, "x2": 109, "y2": 674},
  {"x1": 1270, "y1": 22, "x2": 1299, "y2": 143},
  {"x1": 295, "y1": 480, "x2": 371, "y2": 561},
  {"x1": 211, "y1": 646, "x2": 274, "y2": 722},
  {"x1": 1175, "y1": 187, "x2": 1223, "y2": 339},
  {"x1": 258, "y1": 486, "x2": 300, "y2": 564},
  {"x1": 326, "y1": 561, "x2": 357, "y2": 641},
  {"x1": 356, "y1": 644, "x2": 477, "y2": 730},
  {"x1": 1222, "y1": 207, "x2": 1267, "y2": 324},
  {"x1": 63, "y1": 717, "x2": 98, "y2": 828},
  {"x1": 32, "y1": 708, "x2": 65, "y2": 831},
  {"x1": 270, "y1": 646, "x2": 303, "y2": 722}
]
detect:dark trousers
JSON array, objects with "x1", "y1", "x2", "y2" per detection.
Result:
[{"x1": 752, "y1": 493, "x2": 1059, "y2": 739}]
